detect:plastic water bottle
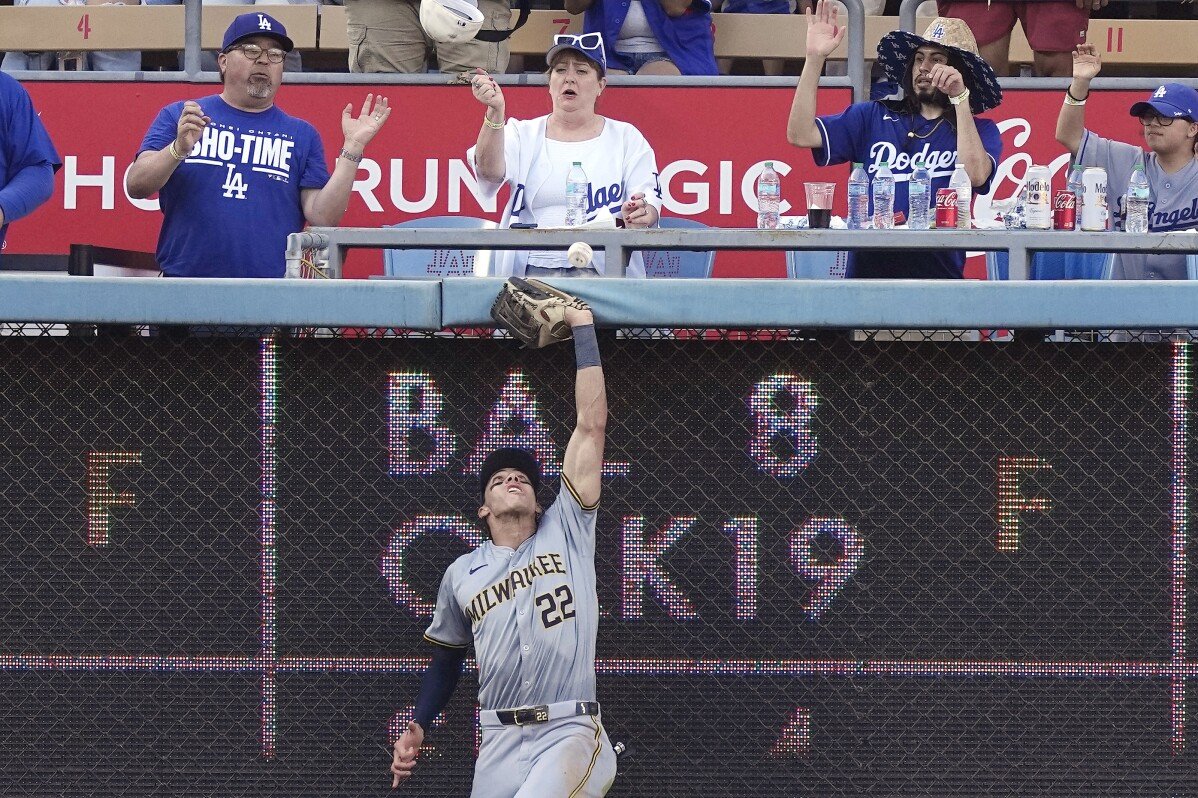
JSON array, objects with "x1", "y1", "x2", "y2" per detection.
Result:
[
  {"x1": 948, "y1": 163, "x2": 972, "y2": 229},
  {"x1": 908, "y1": 155, "x2": 931, "y2": 230},
  {"x1": 1125, "y1": 163, "x2": 1150, "y2": 234},
  {"x1": 872, "y1": 161, "x2": 895, "y2": 230},
  {"x1": 1066, "y1": 162, "x2": 1084, "y2": 230},
  {"x1": 564, "y1": 161, "x2": 588, "y2": 227},
  {"x1": 756, "y1": 162, "x2": 780, "y2": 229},
  {"x1": 847, "y1": 162, "x2": 869, "y2": 230}
]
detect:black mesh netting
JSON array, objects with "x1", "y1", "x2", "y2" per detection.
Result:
[{"x1": 0, "y1": 333, "x2": 1194, "y2": 797}]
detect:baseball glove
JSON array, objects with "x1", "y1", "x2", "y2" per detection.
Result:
[{"x1": 490, "y1": 277, "x2": 590, "y2": 349}]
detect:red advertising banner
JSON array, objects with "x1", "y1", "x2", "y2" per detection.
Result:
[{"x1": 8, "y1": 83, "x2": 1146, "y2": 278}]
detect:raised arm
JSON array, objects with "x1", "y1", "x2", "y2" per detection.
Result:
[
  {"x1": 471, "y1": 70, "x2": 508, "y2": 183},
  {"x1": 929, "y1": 64, "x2": 992, "y2": 187},
  {"x1": 301, "y1": 94, "x2": 390, "y2": 227},
  {"x1": 786, "y1": 0, "x2": 845, "y2": 148},
  {"x1": 561, "y1": 305, "x2": 606, "y2": 508},
  {"x1": 126, "y1": 100, "x2": 209, "y2": 199},
  {"x1": 1056, "y1": 43, "x2": 1100, "y2": 158}
]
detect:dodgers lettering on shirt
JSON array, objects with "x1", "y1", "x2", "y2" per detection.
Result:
[
  {"x1": 1078, "y1": 129, "x2": 1198, "y2": 279},
  {"x1": 136, "y1": 95, "x2": 329, "y2": 278},
  {"x1": 814, "y1": 100, "x2": 1003, "y2": 278}
]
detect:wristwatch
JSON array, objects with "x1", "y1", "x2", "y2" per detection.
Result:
[
  {"x1": 948, "y1": 88, "x2": 971, "y2": 106},
  {"x1": 339, "y1": 148, "x2": 363, "y2": 163}
]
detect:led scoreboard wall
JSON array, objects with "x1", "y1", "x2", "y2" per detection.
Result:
[{"x1": 0, "y1": 337, "x2": 1193, "y2": 797}]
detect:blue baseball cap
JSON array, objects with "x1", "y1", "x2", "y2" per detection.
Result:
[
  {"x1": 546, "y1": 33, "x2": 606, "y2": 76},
  {"x1": 1129, "y1": 83, "x2": 1198, "y2": 121},
  {"x1": 222, "y1": 12, "x2": 294, "y2": 53}
]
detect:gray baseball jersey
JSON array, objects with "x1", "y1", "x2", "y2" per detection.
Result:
[
  {"x1": 425, "y1": 474, "x2": 600, "y2": 709},
  {"x1": 1078, "y1": 129, "x2": 1198, "y2": 279},
  {"x1": 425, "y1": 475, "x2": 616, "y2": 798}
]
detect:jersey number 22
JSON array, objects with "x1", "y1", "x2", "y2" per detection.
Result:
[{"x1": 535, "y1": 585, "x2": 576, "y2": 628}]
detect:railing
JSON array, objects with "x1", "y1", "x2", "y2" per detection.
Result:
[{"x1": 292, "y1": 227, "x2": 1198, "y2": 281}]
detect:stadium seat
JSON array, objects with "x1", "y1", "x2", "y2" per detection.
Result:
[
  {"x1": 642, "y1": 217, "x2": 715, "y2": 278},
  {"x1": 384, "y1": 216, "x2": 495, "y2": 277},
  {"x1": 785, "y1": 249, "x2": 848, "y2": 279},
  {"x1": 985, "y1": 250, "x2": 1112, "y2": 281}
]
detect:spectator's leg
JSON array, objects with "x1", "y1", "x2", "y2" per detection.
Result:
[
  {"x1": 936, "y1": 0, "x2": 1016, "y2": 76},
  {"x1": 637, "y1": 59, "x2": 681, "y2": 76},
  {"x1": 344, "y1": 0, "x2": 429, "y2": 72},
  {"x1": 976, "y1": 32, "x2": 1013, "y2": 77},
  {"x1": 436, "y1": 0, "x2": 511, "y2": 74},
  {"x1": 1021, "y1": 1, "x2": 1087, "y2": 79},
  {"x1": 761, "y1": 58, "x2": 784, "y2": 76}
]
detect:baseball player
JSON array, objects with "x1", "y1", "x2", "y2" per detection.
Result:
[
  {"x1": 391, "y1": 284, "x2": 618, "y2": 797},
  {"x1": 1056, "y1": 43, "x2": 1198, "y2": 279}
]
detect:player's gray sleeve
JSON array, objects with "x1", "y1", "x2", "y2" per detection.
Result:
[
  {"x1": 423, "y1": 562, "x2": 472, "y2": 649},
  {"x1": 546, "y1": 473, "x2": 599, "y2": 560}
]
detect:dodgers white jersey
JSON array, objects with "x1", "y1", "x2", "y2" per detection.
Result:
[
  {"x1": 467, "y1": 114, "x2": 662, "y2": 278},
  {"x1": 425, "y1": 475, "x2": 600, "y2": 710}
]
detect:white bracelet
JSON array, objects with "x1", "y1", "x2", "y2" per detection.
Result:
[{"x1": 948, "y1": 88, "x2": 970, "y2": 106}]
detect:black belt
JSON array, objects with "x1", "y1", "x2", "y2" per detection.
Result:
[{"x1": 495, "y1": 701, "x2": 599, "y2": 726}]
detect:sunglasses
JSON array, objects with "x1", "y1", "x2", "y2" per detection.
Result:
[
  {"x1": 1137, "y1": 113, "x2": 1195, "y2": 127},
  {"x1": 553, "y1": 33, "x2": 605, "y2": 61}
]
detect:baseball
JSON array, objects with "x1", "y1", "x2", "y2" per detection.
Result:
[{"x1": 567, "y1": 242, "x2": 593, "y2": 269}]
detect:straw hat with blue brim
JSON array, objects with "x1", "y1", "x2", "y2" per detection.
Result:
[{"x1": 876, "y1": 17, "x2": 1003, "y2": 116}]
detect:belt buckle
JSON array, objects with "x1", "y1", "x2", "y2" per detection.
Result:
[{"x1": 515, "y1": 705, "x2": 549, "y2": 725}]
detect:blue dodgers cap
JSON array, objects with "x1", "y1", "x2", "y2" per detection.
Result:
[
  {"x1": 1129, "y1": 83, "x2": 1198, "y2": 120},
  {"x1": 478, "y1": 447, "x2": 541, "y2": 501},
  {"x1": 221, "y1": 12, "x2": 294, "y2": 53},
  {"x1": 545, "y1": 32, "x2": 607, "y2": 76}
]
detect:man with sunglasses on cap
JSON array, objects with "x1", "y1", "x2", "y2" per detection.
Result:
[
  {"x1": 126, "y1": 12, "x2": 391, "y2": 278},
  {"x1": 1056, "y1": 43, "x2": 1198, "y2": 280},
  {"x1": 390, "y1": 302, "x2": 618, "y2": 797},
  {"x1": 786, "y1": 2, "x2": 1004, "y2": 279}
]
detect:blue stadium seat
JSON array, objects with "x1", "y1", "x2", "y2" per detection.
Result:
[
  {"x1": 642, "y1": 217, "x2": 714, "y2": 278},
  {"x1": 985, "y1": 250, "x2": 1112, "y2": 280},
  {"x1": 1188, "y1": 254, "x2": 1198, "y2": 280},
  {"x1": 785, "y1": 249, "x2": 848, "y2": 279},
  {"x1": 384, "y1": 216, "x2": 494, "y2": 277}
]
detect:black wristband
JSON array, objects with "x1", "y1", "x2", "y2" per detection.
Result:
[{"x1": 573, "y1": 324, "x2": 600, "y2": 370}]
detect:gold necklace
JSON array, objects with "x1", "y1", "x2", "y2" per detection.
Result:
[{"x1": 907, "y1": 116, "x2": 946, "y2": 140}]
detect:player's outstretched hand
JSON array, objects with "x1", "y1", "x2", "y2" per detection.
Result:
[
  {"x1": 1072, "y1": 43, "x2": 1101, "y2": 82},
  {"x1": 391, "y1": 721, "x2": 423, "y2": 788}
]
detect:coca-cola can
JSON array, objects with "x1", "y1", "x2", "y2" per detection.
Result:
[
  {"x1": 1080, "y1": 167, "x2": 1108, "y2": 231},
  {"x1": 1024, "y1": 165, "x2": 1052, "y2": 229},
  {"x1": 1053, "y1": 190, "x2": 1076, "y2": 230},
  {"x1": 935, "y1": 188, "x2": 958, "y2": 229}
]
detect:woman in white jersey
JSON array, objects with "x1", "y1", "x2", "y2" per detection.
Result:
[{"x1": 467, "y1": 34, "x2": 662, "y2": 277}]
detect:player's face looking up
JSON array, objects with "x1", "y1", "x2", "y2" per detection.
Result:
[
  {"x1": 478, "y1": 468, "x2": 539, "y2": 527},
  {"x1": 218, "y1": 35, "x2": 284, "y2": 104},
  {"x1": 548, "y1": 54, "x2": 606, "y2": 115}
]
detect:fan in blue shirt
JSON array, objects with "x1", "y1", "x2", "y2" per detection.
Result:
[
  {"x1": 786, "y1": 3, "x2": 1004, "y2": 279},
  {"x1": 0, "y1": 72, "x2": 61, "y2": 263}
]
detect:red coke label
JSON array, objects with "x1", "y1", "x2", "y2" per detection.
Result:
[
  {"x1": 1053, "y1": 190, "x2": 1076, "y2": 230},
  {"x1": 935, "y1": 188, "x2": 958, "y2": 229}
]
